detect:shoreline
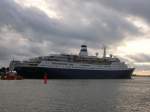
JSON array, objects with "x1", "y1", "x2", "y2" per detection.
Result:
[{"x1": 133, "y1": 75, "x2": 150, "y2": 77}]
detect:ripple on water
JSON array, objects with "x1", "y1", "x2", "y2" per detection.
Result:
[{"x1": 0, "y1": 78, "x2": 150, "y2": 112}]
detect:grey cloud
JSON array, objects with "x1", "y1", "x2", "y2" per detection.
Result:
[
  {"x1": 0, "y1": 0, "x2": 145, "y2": 67},
  {"x1": 98, "y1": 0, "x2": 150, "y2": 23},
  {"x1": 128, "y1": 54, "x2": 150, "y2": 63},
  {"x1": 135, "y1": 65, "x2": 150, "y2": 71},
  {"x1": 0, "y1": 0, "x2": 140, "y2": 42}
]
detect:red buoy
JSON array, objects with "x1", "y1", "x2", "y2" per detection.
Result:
[{"x1": 44, "y1": 73, "x2": 48, "y2": 84}]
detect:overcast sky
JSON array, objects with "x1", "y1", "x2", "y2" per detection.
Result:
[{"x1": 0, "y1": 0, "x2": 150, "y2": 75}]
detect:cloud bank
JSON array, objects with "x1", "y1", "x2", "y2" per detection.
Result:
[{"x1": 0, "y1": 0, "x2": 150, "y2": 74}]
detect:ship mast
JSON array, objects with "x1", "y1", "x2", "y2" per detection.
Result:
[{"x1": 103, "y1": 45, "x2": 106, "y2": 58}]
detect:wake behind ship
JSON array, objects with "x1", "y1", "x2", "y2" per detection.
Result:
[{"x1": 9, "y1": 45, "x2": 134, "y2": 79}]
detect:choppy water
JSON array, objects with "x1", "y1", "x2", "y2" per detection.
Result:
[{"x1": 0, "y1": 77, "x2": 150, "y2": 112}]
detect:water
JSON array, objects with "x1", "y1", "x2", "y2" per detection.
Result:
[{"x1": 0, "y1": 77, "x2": 150, "y2": 112}]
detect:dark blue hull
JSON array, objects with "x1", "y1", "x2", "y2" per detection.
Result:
[{"x1": 15, "y1": 67, "x2": 134, "y2": 79}]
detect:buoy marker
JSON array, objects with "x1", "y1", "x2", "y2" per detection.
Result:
[{"x1": 43, "y1": 73, "x2": 48, "y2": 84}]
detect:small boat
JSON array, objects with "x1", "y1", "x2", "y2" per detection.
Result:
[{"x1": 1, "y1": 71, "x2": 23, "y2": 80}]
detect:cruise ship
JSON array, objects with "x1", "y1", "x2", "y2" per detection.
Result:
[{"x1": 9, "y1": 45, "x2": 134, "y2": 79}]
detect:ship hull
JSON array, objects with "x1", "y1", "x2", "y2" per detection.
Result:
[{"x1": 15, "y1": 67, "x2": 134, "y2": 79}]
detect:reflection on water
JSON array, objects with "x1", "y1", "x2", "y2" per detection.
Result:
[{"x1": 0, "y1": 77, "x2": 150, "y2": 112}]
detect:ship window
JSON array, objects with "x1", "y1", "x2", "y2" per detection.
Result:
[
  {"x1": 81, "y1": 64, "x2": 90, "y2": 66},
  {"x1": 52, "y1": 62, "x2": 67, "y2": 65}
]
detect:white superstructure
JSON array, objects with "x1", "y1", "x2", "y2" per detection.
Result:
[
  {"x1": 10, "y1": 45, "x2": 129, "y2": 71},
  {"x1": 38, "y1": 60, "x2": 128, "y2": 70}
]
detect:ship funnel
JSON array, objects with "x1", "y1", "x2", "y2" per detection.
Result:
[{"x1": 79, "y1": 45, "x2": 88, "y2": 57}]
